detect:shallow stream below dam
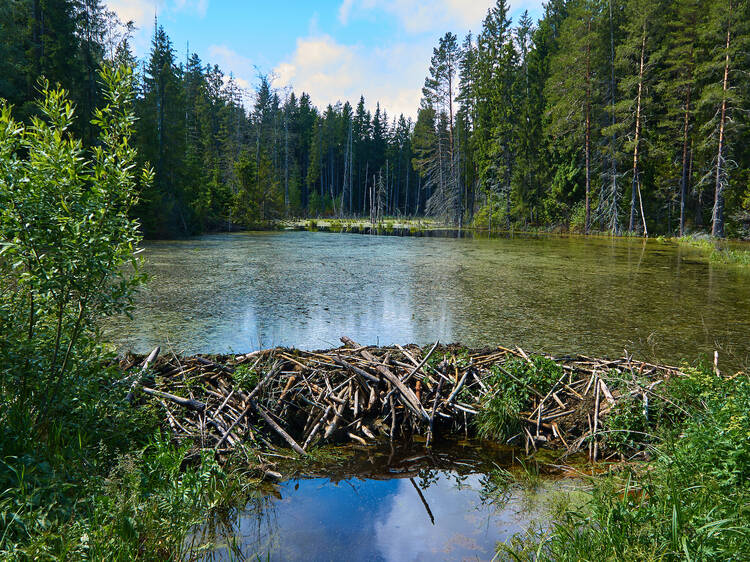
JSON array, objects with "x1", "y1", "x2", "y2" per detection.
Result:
[{"x1": 186, "y1": 439, "x2": 583, "y2": 561}]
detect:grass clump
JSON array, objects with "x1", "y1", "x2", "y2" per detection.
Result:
[
  {"x1": 233, "y1": 363, "x2": 260, "y2": 392},
  {"x1": 475, "y1": 356, "x2": 562, "y2": 441},
  {"x1": 500, "y1": 366, "x2": 750, "y2": 561},
  {"x1": 677, "y1": 235, "x2": 750, "y2": 266}
]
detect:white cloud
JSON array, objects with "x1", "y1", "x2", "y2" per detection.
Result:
[
  {"x1": 173, "y1": 0, "x2": 209, "y2": 17},
  {"x1": 208, "y1": 45, "x2": 252, "y2": 75},
  {"x1": 105, "y1": 0, "x2": 208, "y2": 56},
  {"x1": 106, "y1": 0, "x2": 160, "y2": 26},
  {"x1": 373, "y1": 474, "x2": 540, "y2": 560},
  {"x1": 339, "y1": 0, "x2": 492, "y2": 32},
  {"x1": 274, "y1": 34, "x2": 430, "y2": 119},
  {"x1": 208, "y1": 45, "x2": 253, "y2": 93}
]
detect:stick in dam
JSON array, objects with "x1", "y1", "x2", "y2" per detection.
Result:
[{"x1": 120, "y1": 337, "x2": 694, "y2": 462}]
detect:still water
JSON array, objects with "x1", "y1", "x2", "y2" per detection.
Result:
[
  {"x1": 186, "y1": 440, "x2": 576, "y2": 561},
  {"x1": 105, "y1": 230, "x2": 750, "y2": 369}
]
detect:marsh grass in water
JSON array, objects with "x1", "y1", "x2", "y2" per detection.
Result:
[{"x1": 665, "y1": 235, "x2": 750, "y2": 266}]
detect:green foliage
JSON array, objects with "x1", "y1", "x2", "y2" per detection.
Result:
[
  {"x1": 677, "y1": 235, "x2": 750, "y2": 266},
  {"x1": 0, "y1": 66, "x2": 148, "y2": 407},
  {"x1": 603, "y1": 396, "x2": 651, "y2": 452},
  {"x1": 476, "y1": 356, "x2": 562, "y2": 440},
  {"x1": 504, "y1": 369, "x2": 750, "y2": 561},
  {"x1": 233, "y1": 364, "x2": 259, "y2": 392},
  {"x1": 4, "y1": 0, "x2": 750, "y2": 236},
  {"x1": 569, "y1": 201, "x2": 589, "y2": 233},
  {"x1": 0, "y1": 68, "x2": 249, "y2": 559}
]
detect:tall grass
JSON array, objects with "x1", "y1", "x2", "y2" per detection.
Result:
[
  {"x1": 500, "y1": 366, "x2": 750, "y2": 561},
  {"x1": 0, "y1": 408, "x2": 254, "y2": 560},
  {"x1": 475, "y1": 356, "x2": 562, "y2": 441},
  {"x1": 675, "y1": 235, "x2": 750, "y2": 266}
]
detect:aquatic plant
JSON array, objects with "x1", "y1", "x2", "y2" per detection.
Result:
[{"x1": 676, "y1": 235, "x2": 750, "y2": 266}]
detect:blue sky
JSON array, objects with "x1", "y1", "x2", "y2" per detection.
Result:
[{"x1": 106, "y1": 0, "x2": 545, "y2": 118}]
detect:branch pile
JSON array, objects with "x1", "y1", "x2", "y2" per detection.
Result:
[{"x1": 121, "y1": 337, "x2": 687, "y2": 462}]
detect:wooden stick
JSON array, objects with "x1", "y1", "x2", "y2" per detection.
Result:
[
  {"x1": 251, "y1": 400, "x2": 306, "y2": 456},
  {"x1": 213, "y1": 362, "x2": 281, "y2": 450},
  {"x1": 141, "y1": 387, "x2": 205, "y2": 411},
  {"x1": 398, "y1": 340, "x2": 440, "y2": 383},
  {"x1": 426, "y1": 377, "x2": 444, "y2": 447},
  {"x1": 125, "y1": 346, "x2": 160, "y2": 402}
]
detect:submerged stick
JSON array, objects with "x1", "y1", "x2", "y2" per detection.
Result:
[{"x1": 409, "y1": 478, "x2": 435, "y2": 525}]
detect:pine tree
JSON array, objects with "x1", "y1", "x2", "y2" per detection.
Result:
[
  {"x1": 546, "y1": 0, "x2": 602, "y2": 233},
  {"x1": 475, "y1": 0, "x2": 518, "y2": 228},
  {"x1": 696, "y1": 0, "x2": 749, "y2": 237},
  {"x1": 608, "y1": 0, "x2": 666, "y2": 236},
  {"x1": 136, "y1": 21, "x2": 188, "y2": 237},
  {"x1": 422, "y1": 32, "x2": 461, "y2": 224},
  {"x1": 659, "y1": 0, "x2": 704, "y2": 235}
]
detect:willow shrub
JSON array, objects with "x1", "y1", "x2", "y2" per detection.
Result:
[
  {"x1": 0, "y1": 68, "x2": 210, "y2": 558},
  {"x1": 0, "y1": 65, "x2": 150, "y2": 407}
]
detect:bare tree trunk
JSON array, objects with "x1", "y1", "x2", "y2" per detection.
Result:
[
  {"x1": 284, "y1": 113, "x2": 290, "y2": 215},
  {"x1": 712, "y1": 2, "x2": 732, "y2": 238},
  {"x1": 405, "y1": 159, "x2": 410, "y2": 216},
  {"x1": 607, "y1": 0, "x2": 619, "y2": 234},
  {"x1": 679, "y1": 85, "x2": 691, "y2": 236},
  {"x1": 630, "y1": 22, "x2": 648, "y2": 237},
  {"x1": 348, "y1": 122, "x2": 354, "y2": 215},
  {"x1": 416, "y1": 173, "x2": 421, "y2": 216},
  {"x1": 584, "y1": 19, "x2": 592, "y2": 235}
]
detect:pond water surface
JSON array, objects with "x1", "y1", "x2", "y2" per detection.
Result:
[
  {"x1": 186, "y1": 440, "x2": 576, "y2": 561},
  {"x1": 108, "y1": 231, "x2": 749, "y2": 559},
  {"x1": 105, "y1": 230, "x2": 750, "y2": 370}
]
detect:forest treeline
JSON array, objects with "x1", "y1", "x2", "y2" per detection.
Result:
[{"x1": 2, "y1": 0, "x2": 749, "y2": 237}]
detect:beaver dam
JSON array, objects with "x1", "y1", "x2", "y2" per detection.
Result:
[{"x1": 121, "y1": 336, "x2": 690, "y2": 467}]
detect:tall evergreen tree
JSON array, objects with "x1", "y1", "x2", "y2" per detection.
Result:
[{"x1": 545, "y1": 0, "x2": 602, "y2": 233}]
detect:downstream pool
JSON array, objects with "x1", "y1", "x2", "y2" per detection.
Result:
[
  {"x1": 105, "y1": 230, "x2": 750, "y2": 370},
  {"x1": 185, "y1": 440, "x2": 580, "y2": 561}
]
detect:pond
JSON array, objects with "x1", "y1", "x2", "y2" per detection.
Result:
[
  {"x1": 105, "y1": 230, "x2": 750, "y2": 370},
  {"x1": 186, "y1": 440, "x2": 580, "y2": 561}
]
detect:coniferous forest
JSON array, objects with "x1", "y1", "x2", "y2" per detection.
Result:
[
  {"x1": 3, "y1": 1, "x2": 750, "y2": 559},
  {"x1": 2, "y1": 0, "x2": 750, "y2": 239}
]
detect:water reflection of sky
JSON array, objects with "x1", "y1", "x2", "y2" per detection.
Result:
[{"x1": 202, "y1": 472, "x2": 543, "y2": 561}]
